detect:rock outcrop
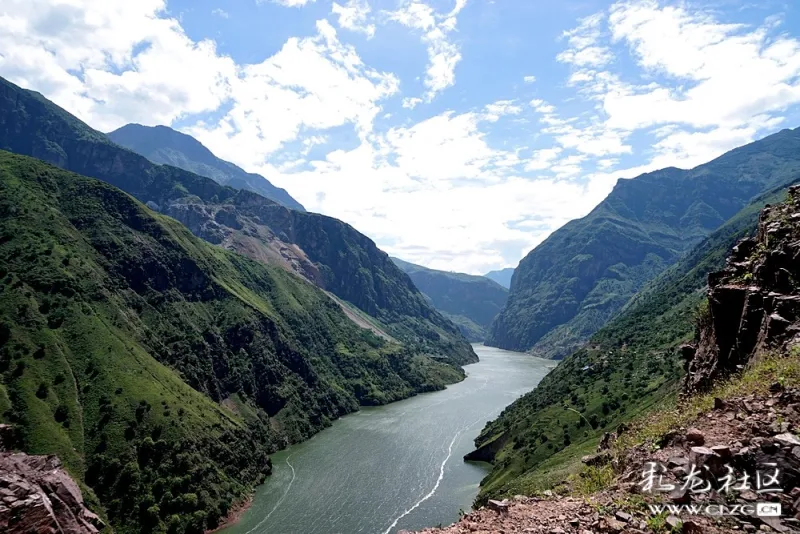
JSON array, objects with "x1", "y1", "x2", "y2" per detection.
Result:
[
  {"x1": 0, "y1": 447, "x2": 104, "y2": 534},
  {"x1": 684, "y1": 185, "x2": 800, "y2": 392}
]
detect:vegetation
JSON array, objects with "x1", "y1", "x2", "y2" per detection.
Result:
[
  {"x1": 487, "y1": 129, "x2": 800, "y2": 358},
  {"x1": 392, "y1": 257, "x2": 508, "y2": 341},
  {"x1": 472, "y1": 180, "x2": 799, "y2": 502},
  {"x1": 107, "y1": 124, "x2": 305, "y2": 211},
  {"x1": 0, "y1": 75, "x2": 477, "y2": 368},
  {"x1": 0, "y1": 151, "x2": 463, "y2": 533},
  {"x1": 483, "y1": 268, "x2": 515, "y2": 289}
]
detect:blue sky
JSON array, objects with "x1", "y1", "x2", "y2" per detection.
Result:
[{"x1": 2, "y1": 0, "x2": 800, "y2": 273}]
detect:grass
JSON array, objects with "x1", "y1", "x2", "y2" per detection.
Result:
[
  {"x1": 471, "y1": 180, "x2": 800, "y2": 504},
  {"x1": 617, "y1": 349, "x2": 800, "y2": 453},
  {"x1": 0, "y1": 151, "x2": 467, "y2": 534}
]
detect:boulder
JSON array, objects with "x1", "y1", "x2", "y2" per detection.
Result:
[
  {"x1": 686, "y1": 428, "x2": 705, "y2": 445},
  {"x1": 0, "y1": 452, "x2": 103, "y2": 534}
]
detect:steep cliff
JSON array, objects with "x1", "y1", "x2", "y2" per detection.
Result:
[
  {"x1": 0, "y1": 76, "x2": 476, "y2": 367},
  {"x1": 471, "y1": 180, "x2": 799, "y2": 501},
  {"x1": 487, "y1": 129, "x2": 800, "y2": 359},
  {"x1": 0, "y1": 438, "x2": 105, "y2": 534},
  {"x1": 685, "y1": 184, "x2": 800, "y2": 392},
  {"x1": 107, "y1": 124, "x2": 305, "y2": 211}
]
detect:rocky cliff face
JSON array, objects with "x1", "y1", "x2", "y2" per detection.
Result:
[
  {"x1": 0, "y1": 426, "x2": 104, "y2": 534},
  {"x1": 685, "y1": 185, "x2": 800, "y2": 392}
]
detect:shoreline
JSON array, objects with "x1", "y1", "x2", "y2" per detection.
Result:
[{"x1": 206, "y1": 494, "x2": 253, "y2": 534}]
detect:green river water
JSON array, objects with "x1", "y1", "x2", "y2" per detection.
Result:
[{"x1": 220, "y1": 344, "x2": 555, "y2": 534}]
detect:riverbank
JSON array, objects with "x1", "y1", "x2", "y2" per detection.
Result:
[
  {"x1": 207, "y1": 495, "x2": 253, "y2": 534},
  {"x1": 405, "y1": 355, "x2": 800, "y2": 534},
  {"x1": 218, "y1": 345, "x2": 553, "y2": 534}
]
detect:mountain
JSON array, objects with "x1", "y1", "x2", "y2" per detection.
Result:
[
  {"x1": 483, "y1": 268, "x2": 514, "y2": 289},
  {"x1": 0, "y1": 76, "x2": 476, "y2": 368},
  {"x1": 487, "y1": 128, "x2": 800, "y2": 359},
  {"x1": 107, "y1": 124, "x2": 305, "y2": 211},
  {"x1": 471, "y1": 178, "x2": 798, "y2": 501},
  {"x1": 0, "y1": 150, "x2": 466, "y2": 533},
  {"x1": 391, "y1": 258, "x2": 509, "y2": 342}
]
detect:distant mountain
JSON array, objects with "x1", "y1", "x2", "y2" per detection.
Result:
[
  {"x1": 392, "y1": 258, "x2": 508, "y2": 342},
  {"x1": 473, "y1": 178, "x2": 798, "y2": 501},
  {"x1": 484, "y1": 268, "x2": 514, "y2": 289},
  {"x1": 107, "y1": 123, "x2": 305, "y2": 211},
  {"x1": 487, "y1": 128, "x2": 800, "y2": 358},
  {"x1": 0, "y1": 150, "x2": 465, "y2": 533},
  {"x1": 0, "y1": 75, "x2": 477, "y2": 370}
]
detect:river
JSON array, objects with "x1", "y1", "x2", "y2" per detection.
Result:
[{"x1": 220, "y1": 344, "x2": 555, "y2": 534}]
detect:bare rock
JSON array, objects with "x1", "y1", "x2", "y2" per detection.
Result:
[
  {"x1": 581, "y1": 451, "x2": 611, "y2": 466},
  {"x1": 614, "y1": 510, "x2": 632, "y2": 523},
  {"x1": 487, "y1": 499, "x2": 510, "y2": 514},
  {"x1": 775, "y1": 433, "x2": 800, "y2": 447},
  {"x1": 0, "y1": 452, "x2": 102, "y2": 534},
  {"x1": 666, "y1": 515, "x2": 682, "y2": 529},
  {"x1": 686, "y1": 428, "x2": 705, "y2": 445}
]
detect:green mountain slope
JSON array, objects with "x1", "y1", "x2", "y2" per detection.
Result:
[
  {"x1": 484, "y1": 268, "x2": 514, "y2": 289},
  {"x1": 107, "y1": 124, "x2": 305, "y2": 211},
  {"x1": 392, "y1": 258, "x2": 508, "y2": 342},
  {"x1": 0, "y1": 76, "x2": 476, "y2": 367},
  {"x1": 472, "y1": 179, "x2": 798, "y2": 501},
  {"x1": 487, "y1": 129, "x2": 800, "y2": 359},
  {"x1": 0, "y1": 150, "x2": 463, "y2": 533}
]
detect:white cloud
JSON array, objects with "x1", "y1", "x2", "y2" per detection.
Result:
[
  {"x1": 387, "y1": 0, "x2": 468, "y2": 103},
  {"x1": 6, "y1": 0, "x2": 800, "y2": 275},
  {"x1": 600, "y1": 0, "x2": 800, "y2": 134},
  {"x1": 0, "y1": 0, "x2": 237, "y2": 131},
  {"x1": 255, "y1": 110, "x2": 612, "y2": 273},
  {"x1": 530, "y1": 98, "x2": 555, "y2": 114},
  {"x1": 268, "y1": 0, "x2": 316, "y2": 7},
  {"x1": 332, "y1": 0, "x2": 375, "y2": 38},
  {"x1": 402, "y1": 96, "x2": 423, "y2": 109},
  {"x1": 525, "y1": 148, "x2": 562, "y2": 171},
  {"x1": 536, "y1": 0, "x2": 800, "y2": 195},
  {"x1": 186, "y1": 20, "x2": 398, "y2": 166},
  {"x1": 557, "y1": 12, "x2": 613, "y2": 67},
  {"x1": 212, "y1": 8, "x2": 229, "y2": 19},
  {"x1": 484, "y1": 100, "x2": 522, "y2": 121}
]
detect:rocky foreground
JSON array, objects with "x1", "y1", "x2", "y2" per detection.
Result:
[
  {"x1": 409, "y1": 188, "x2": 800, "y2": 534},
  {"x1": 0, "y1": 425, "x2": 104, "y2": 534},
  {"x1": 407, "y1": 386, "x2": 800, "y2": 534}
]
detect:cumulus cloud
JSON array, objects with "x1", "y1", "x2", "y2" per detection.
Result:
[
  {"x1": 254, "y1": 110, "x2": 611, "y2": 273},
  {"x1": 268, "y1": 0, "x2": 316, "y2": 7},
  {"x1": 5, "y1": 0, "x2": 800, "y2": 273},
  {"x1": 387, "y1": 0, "x2": 468, "y2": 103},
  {"x1": 332, "y1": 0, "x2": 375, "y2": 38},
  {"x1": 540, "y1": 0, "x2": 800, "y2": 185},
  {"x1": 186, "y1": 20, "x2": 398, "y2": 166},
  {"x1": 0, "y1": 0, "x2": 237, "y2": 131},
  {"x1": 556, "y1": 12, "x2": 613, "y2": 67}
]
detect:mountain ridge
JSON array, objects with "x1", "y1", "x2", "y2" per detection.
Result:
[
  {"x1": 0, "y1": 75, "x2": 476, "y2": 367},
  {"x1": 107, "y1": 123, "x2": 305, "y2": 211},
  {"x1": 471, "y1": 176, "x2": 799, "y2": 501},
  {"x1": 0, "y1": 149, "x2": 468, "y2": 533},
  {"x1": 483, "y1": 268, "x2": 514, "y2": 289},
  {"x1": 391, "y1": 258, "x2": 508, "y2": 341},
  {"x1": 487, "y1": 127, "x2": 800, "y2": 359}
]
